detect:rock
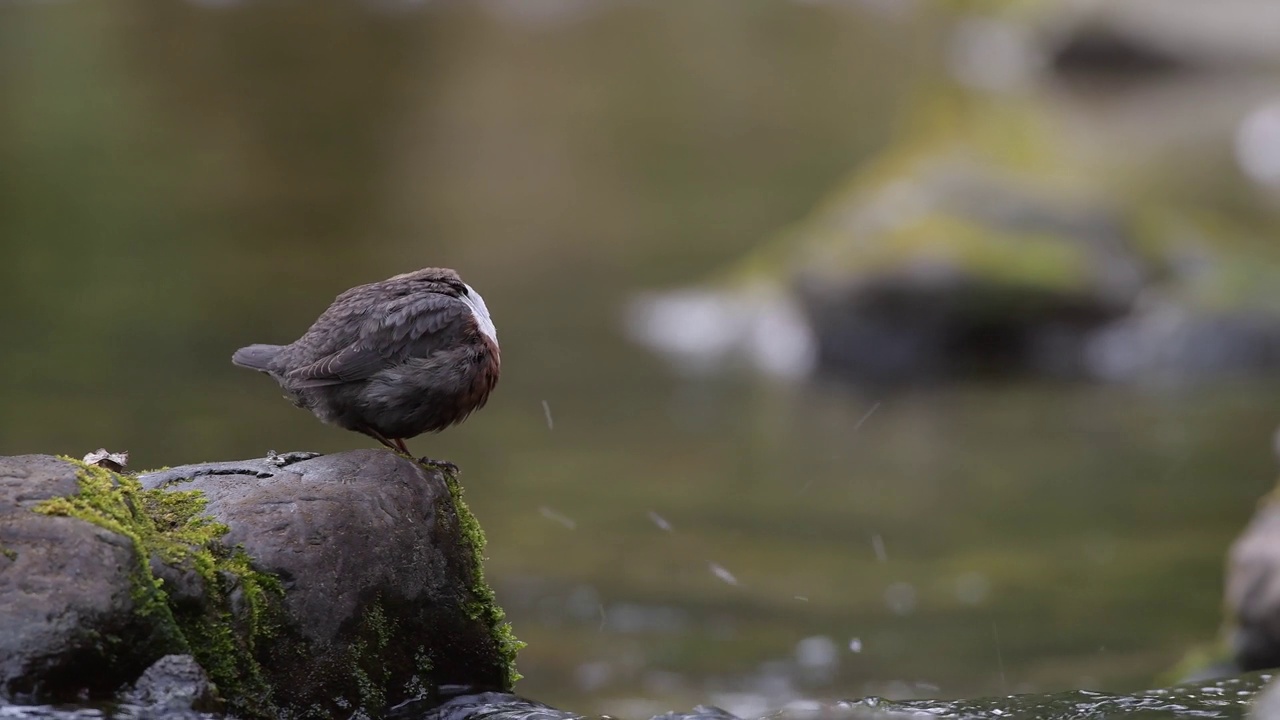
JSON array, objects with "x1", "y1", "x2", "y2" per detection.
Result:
[
  {"x1": 626, "y1": 286, "x2": 818, "y2": 381},
  {"x1": 0, "y1": 455, "x2": 185, "y2": 702},
  {"x1": 0, "y1": 450, "x2": 520, "y2": 719},
  {"x1": 399, "y1": 691, "x2": 583, "y2": 720},
  {"x1": 1043, "y1": 0, "x2": 1280, "y2": 77},
  {"x1": 628, "y1": 158, "x2": 1152, "y2": 386},
  {"x1": 789, "y1": 161, "x2": 1146, "y2": 385},
  {"x1": 118, "y1": 654, "x2": 218, "y2": 714},
  {"x1": 1253, "y1": 676, "x2": 1280, "y2": 720},
  {"x1": 138, "y1": 449, "x2": 521, "y2": 718},
  {"x1": 651, "y1": 705, "x2": 743, "y2": 720},
  {"x1": 629, "y1": 48, "x2": 1280, "y2": 387},
  {"x1": 1227, "y1": 489, "x2": 1280, "y2": 671},
  {"x1": 1225, "y1": 427, "x2": 1280, "y2": 673},
  {"x1": 403, "y1": 694, "x2": 738, "y2": 720}
]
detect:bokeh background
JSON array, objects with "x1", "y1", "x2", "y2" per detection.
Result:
[{"x1": 4, "y1": 1, "x2": 1280, "y2": 717}]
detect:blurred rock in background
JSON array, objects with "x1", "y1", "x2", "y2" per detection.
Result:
[{"x1": 629, "y1": 0, "x2": 1280, "y2": 389}]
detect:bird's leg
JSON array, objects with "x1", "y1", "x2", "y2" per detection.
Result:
[
  {"x1": 364, "y1": 427, "x2": 456, "y2": 473},
  {"x1": 364, "y1": 427, "x2": 405, "y2": 454}
]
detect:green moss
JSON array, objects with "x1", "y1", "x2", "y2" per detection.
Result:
[
  {"x1": 1, "y1": 545, "x2": 16, "y2": 561},
  {"x1": 348, "y1": 600, "x2": 395, "y2": 713},
  {"x1": 823, "y1": 213, "x2": 1092, "y2": 293},
  {"x1": 350, "y1": 638, "x2": 385, "y2": 712},
  {"x1": 440, "y1": 467, "x2": 525, "y2": 687},
  {"x1": 35, "y1": 462, "x2": 185, "y2": 632},
  {"x1": 33, "y1": 458, "x2": 283, "y2": 714},
  {"x1": 414, "y1": 646, "x2": 434, "y2": 677},
  {"x1": 1127, "y1": 207, "x2": 1280, "y2": 315},
  {"x1": 365, "y1": 601, "x2": 394, "y2": 649},
  {"x1": 176, "y1": 546, "x2": 282, "y2": 714}
]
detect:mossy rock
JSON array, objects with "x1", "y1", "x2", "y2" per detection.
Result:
[
  {"x1": 766, "y1": 72, "x2": 1280, "y2": 319},
  {"x1": 0, "y1": 455, "x2": 191, "y2": 700},
  {"x1": 137, "y1": 449, "x2": 522, "y2": 718},
  {"x1": 633, "y1": 79, "x2": 1280, "y2": 384},
  {"x1": 0, "y1": 451, "x2": 521, "y2": 719},
  {"x1": 0, "y1": 454, "x2": 275, "y2": 708}
]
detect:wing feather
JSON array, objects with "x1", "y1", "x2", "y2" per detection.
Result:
[{"x1": 285, "y1": 292, "x2": 471, "y2": 387}]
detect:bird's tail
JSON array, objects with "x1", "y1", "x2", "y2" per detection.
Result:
[{"x1": 232, "y1": 344, "x2": 285, "y2": 372}]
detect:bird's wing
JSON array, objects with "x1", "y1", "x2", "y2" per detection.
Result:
[{"x1": 285, "y1": 292, "x2": 473, "y2": 388}]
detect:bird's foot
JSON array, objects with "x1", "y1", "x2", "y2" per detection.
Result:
[{"x1": 417, "y1": 456, "x2": 460, "y2": 475}]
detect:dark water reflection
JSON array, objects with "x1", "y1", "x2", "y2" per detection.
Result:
[{"x1": 1, "y1": 2, "x2": 1276, "y2": 717}]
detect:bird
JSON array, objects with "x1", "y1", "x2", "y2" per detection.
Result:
[{"x1": 232, "y1": 267, "x2": 500, "y2": 462}]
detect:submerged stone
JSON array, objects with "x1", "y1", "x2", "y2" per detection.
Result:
[{"x1": 118, "y1": 654, "x2": 219, "y2": 714}]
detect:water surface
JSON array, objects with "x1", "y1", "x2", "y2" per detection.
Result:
[{"x1": 0, "y1": 2, "x2": 1275, "y2": 717}]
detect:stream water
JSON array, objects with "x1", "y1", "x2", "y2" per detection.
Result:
[{"x1": 2, "y1": 2, "x2": 1278, "y2": 717}]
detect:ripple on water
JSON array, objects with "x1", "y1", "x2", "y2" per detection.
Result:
[{"x1": 823, "y1": 673, "x2": 1271, "y2": 720}]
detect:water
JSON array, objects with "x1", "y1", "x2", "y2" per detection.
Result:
[
  {"x1": 1, "y1": 675, "x2": 1271, "y2": 719},
  {"x1": 1, "y1": 2, "x2": 1277, "y2": 717},
  {"x1": 842, "y1": 673, "x2": 1271, "y2": 719}
]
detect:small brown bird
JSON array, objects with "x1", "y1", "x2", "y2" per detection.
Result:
[{"x1": 232, "y1": 267, "x2": 500, "y2": 459}]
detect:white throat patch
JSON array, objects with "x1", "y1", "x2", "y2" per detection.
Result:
[{"x1": 461, "y1": 284, "x2": 498, "y2": 344}]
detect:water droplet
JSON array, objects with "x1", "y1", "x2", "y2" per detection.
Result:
[
  {"x1": 709, "y1": 562, "x2": 739, "y2": 586},
  {"x1": 538, "y1": 506, "x2": 576, "y2": 530},
  {"x1": 648, "y1": 511, "x2": 674, "y2": 532},
  {"x1": 884, "y1": 582, "x2": 917, "y2": 616},
  {"x1": 796, "y1": 635, "x2": 838, "y2": 669}
]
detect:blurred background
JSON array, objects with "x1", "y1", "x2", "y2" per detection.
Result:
[{"x1": 4, "y1": 0, "x2": 1280, "y2": 717}]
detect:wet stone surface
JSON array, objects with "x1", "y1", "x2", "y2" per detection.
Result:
[
  {"x1": 0, "y1": 455, "x2": 182, "y2": 701},
  {"x1": 137, "y1": 449, "x2": 517, "y2": 716}
]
